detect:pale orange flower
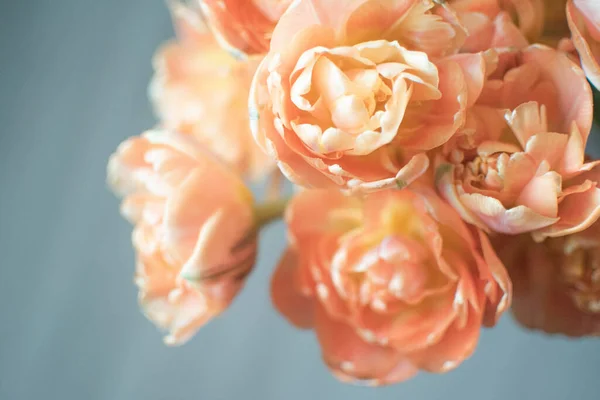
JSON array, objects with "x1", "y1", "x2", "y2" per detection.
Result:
[
  {"x1": 436, "y1": 101, "x2": 600, "y2": 239},
  {"x1": 494, "y1": 230, "x2": 600, "y2": 337},
  {"x1": 151, "y1": 1, "x2": 273, "y2": 180},
  {"x1": 250, "y1": 0, "x2": 500, "y2": 193},
  {"x1": 199, "y1": 0, "x2": 292, "y2": 56},
  {"x1": 271, "y1": 188, "x2": 510, "y2": 385},
  {"x1": 567, "y1": 0, "x2": 600, "y2": 89},
  {"x1": 107, "y1": 130, "x2": 257, "y2": 345}
]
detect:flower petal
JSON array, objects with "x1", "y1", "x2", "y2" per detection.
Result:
[{"x1": 271, "y1": 249, "x2": 316, "y2": 329}]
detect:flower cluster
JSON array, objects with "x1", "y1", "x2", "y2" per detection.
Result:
[{"x1": 107, "y1": 0, "x2": 600, "y2": 386}]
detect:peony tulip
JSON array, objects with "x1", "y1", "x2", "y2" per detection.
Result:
[
  {"x1": 567, "y1": 0, "x2": 600, "y2": 90},
  {"x1": 494, "y1": 231, "x2": 600, "y2": 337},
  {"x1": 151, "y1": 1, "x2": 273, "y2": 181},
  {"x1": 250, "y1": 0, "x2": 499, "y2": 193},
  {"x1": 198, "y1": 0, "x2": 292, "y2": 57},
  {"x1": 271, "y1": 188, "x2": 511, "y2": 385},
  {"x1": 436, "y1": 100, "x2": 600, "y2": 239},
  {"x1": 107, "y1": 130, "x2": 257, "y2": 345}
]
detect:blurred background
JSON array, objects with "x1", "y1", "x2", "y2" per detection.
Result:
[{"x1": 1, "y1": 1, "x2": 599, "y2": 399}]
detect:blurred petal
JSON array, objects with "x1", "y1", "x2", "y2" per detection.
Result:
[
  {"x1": 315, "y1": 305, "x2": 418, "y2": 386},
  {"x1": 271, "y1": 249, "x2": 316, "y2": 329}
]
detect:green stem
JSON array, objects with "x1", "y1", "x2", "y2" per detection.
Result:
[{"x1": 253, "y1": 197, "x2": 290, "y2": 229}]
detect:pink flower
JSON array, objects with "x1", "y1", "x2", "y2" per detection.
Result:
[
  {"x1": 250, "y1": 0, "x2": 499, "y2": 192},
  {"x1": 151, "y1": 2, "x2": 273, "y2": 180},
  {"x1": 271, "y1": 188, "x2": 510, "y2": 385},
  {"x1": 107, "y1": 130, "x2": 257, "y2": 345},
  {"x1": 494, "y1": 229, "x2": 600, "y2": 337},
  {"x1": 199, "y1": 0, "x2": 292, "y2": 56},
  {"x1": 567, "y1": 0, "x2": 600, "y2": 89}
]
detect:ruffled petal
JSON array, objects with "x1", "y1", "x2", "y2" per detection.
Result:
[{"x1": 459, "y1": 193, "x2": 559, "y2": 234}]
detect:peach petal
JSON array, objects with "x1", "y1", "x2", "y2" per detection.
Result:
[
  {"x1": 514, "y1": 171, "x2": 561, "y2": 218},
  {"x1": 524, "y1": 133, "x2": 571, "y2": 171},
  {"x1": 141, "y1": 287, "x2": 213, "y2": 346},
  {"x1": 534, "y1": 185, "x2": 600, "y2": 240},
  {"x1": 457, "y1": 12, "x2": 496, "y2": 53},
  {"x1": 521, "y1": 45, "x2": 593, "y2": 138},
  {"x1": 252, "y1": 107, "x2": 337, "y2": 188},
  {"x1": 119, "y1": 193, "x2": 164, "y2": 225},
  {"x1": 500, "y1": 152, "x2": 539, "y2": 196},
  {"x1": 477, "y1": 229, "x2": 512, "y2": 326},
  {"x1": 449, "y1": 0, "x2": 501, "y2": 15},
  {"x1": 490, "y1": 12, "x2": 529, "y2": 48},
  {"x1": 417, "y1": 184, "x2": 479, "y2": 249},
  {"x1": 435, "y1": 162, "x2": 489, "y2": 230},
  {"x1": 199, "y1": 0, "x2": 289, "y2": 56},
  {"x1": 446, "y1": 50, "x2": 494, "y2": 108},
  {"x1": 384, "y1": 0, "x2": 461, "y2": 58},
  {"x1": 270, "y1": 0, "x2": 358, "y2": 53},
  {"x1": 361, "y1": 291, "x2": 458, "y2": 353},
  {"x1": 408, "y1": 312, "x2": 481, "y2": 373},
  {"x1": 560, "y1": 124, "x2": 587, "y2": 176},
  {"x1": 398, "y1": 60, "x2": 467, "y2": 151},
  {"x1": 459, "y1": 193, "x2": 559, "y2": 234},
  {"x1": 347, "y1": 152, "x2": 430, "y2": 193},
  {"x1": 287, "y1": 189, "x2": 360, "y2": 238},
  {"x1": 315, "y1": 305, "x2": 418, "y2": 385},
  {"x1": 444, "y1": 250, "x2": 480, "y2": 316},
  {"x1": 504, "y1": 101, "x2": 548, "y2": 149},
  {"x1": 567, "y1": 0, "x2": 600, "y2": 89},
  {"x1": 271, "y1": 250, "x2": 316, "y2": 329}
]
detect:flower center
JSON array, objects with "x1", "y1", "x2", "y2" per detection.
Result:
[
  {"x1": 310, "y1": 56, "x2": 393, "y2": 134},
  {"x1": 456, "y1": 153, "x2": 509, "y2": 191},
  {"x1": 287, "y1": 42, "x2": 441, "y2": 155}
]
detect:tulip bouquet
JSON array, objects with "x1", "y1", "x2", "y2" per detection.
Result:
[{"x1": 107, "y1": 0, "x2": 600, "y2": 385}]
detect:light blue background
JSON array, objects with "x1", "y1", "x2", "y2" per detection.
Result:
[{"x1": 1, "y1": 1, "x2": 599, "y2": 399}]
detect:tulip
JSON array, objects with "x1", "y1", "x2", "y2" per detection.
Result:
[
  {"x1": 250, "y1": 0, "x2": 497, "y2": 193},
  {"x1": 436, "y1": 101, "x2": 600, "y2": 239},
  {"x1": 107, "y1": 130, "x2": 257, "y2": 345},
  {"x1": 271, "y1": 187, "x2": 511, "y2": 385},
  {"x1": 494, "y1": 231, "x2": 600, "y2": 337}
]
